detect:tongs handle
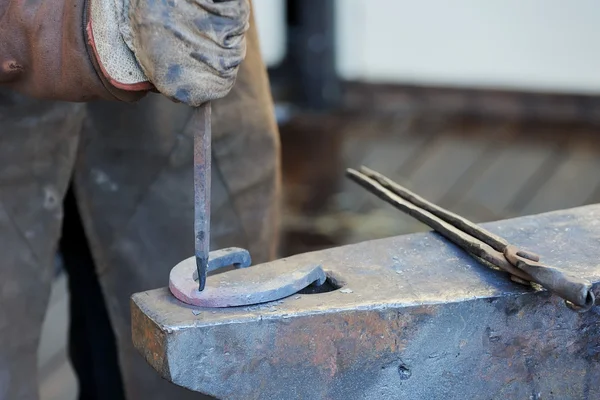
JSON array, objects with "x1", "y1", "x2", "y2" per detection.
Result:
[{"x1": 358, "y1": 166, "x2": 509, "y2": 252}]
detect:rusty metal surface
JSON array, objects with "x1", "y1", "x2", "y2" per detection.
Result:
[
  {"x1": 132, "y1": 204, "x2": 600, "y2": 399},
  {"x1": 170, "y1": 255, "x2": 326, "y2": 307},
  {"x1": 347, "y1": 166, "x2": 594, "y2": 310},
  {"x1": 195, "y1": 102, "x2": 212, "y2": 291}
]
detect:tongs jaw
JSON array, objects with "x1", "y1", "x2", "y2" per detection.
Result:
[
  {"x1": 347, "y1": 166, "x2": 595, "y2": 312},
  {"x1": 504, "y1": 245, "x2": 594, "y2": 312}
]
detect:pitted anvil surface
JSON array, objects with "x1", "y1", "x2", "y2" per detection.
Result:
[{"x1": 132, "y1": 205, "x2": 600, "y2": 400}]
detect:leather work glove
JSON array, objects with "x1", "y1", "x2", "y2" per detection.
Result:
[{"x1": 0, "y1": 0, "x2": 249, "y2": 106}]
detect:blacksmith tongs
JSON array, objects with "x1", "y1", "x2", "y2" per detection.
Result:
[{"x1": 347, "y1": 166, "x2": 596, "y2": 312}]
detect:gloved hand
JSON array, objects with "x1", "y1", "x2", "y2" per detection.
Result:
[
  {"x1": 91, "y1": 0, "x2": 250, "y2": 106},
  {"x1": 0, "y1": 0, "x2": 249, "y2": 105}
]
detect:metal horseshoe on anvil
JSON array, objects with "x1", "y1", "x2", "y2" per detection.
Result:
[{"x1": 167, "y1": 102, "x2": 327, "y2": 308}]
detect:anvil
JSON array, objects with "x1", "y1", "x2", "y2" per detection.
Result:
[{"x1": 132, "y1": 204, "x2": 600, "y2": 400}]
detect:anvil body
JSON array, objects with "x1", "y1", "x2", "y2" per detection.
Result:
[{"x1": 132, "y1": 205, "x2": 600, "y2": 400}]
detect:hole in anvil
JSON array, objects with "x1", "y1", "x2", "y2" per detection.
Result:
[{"x1": 297, "y1": 272, "x2": 343, "y2": 295}]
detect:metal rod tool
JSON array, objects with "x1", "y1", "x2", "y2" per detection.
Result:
[{"x1": 194, "y1": 103, "x2": 211, "y2": 291}]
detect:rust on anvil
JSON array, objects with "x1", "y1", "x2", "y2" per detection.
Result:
[
  {"x1": 132, "y1": 204, "x2": 600, "y2": 400},
  {"x1": 194, "y1": 102, "x2": 211, "y2": 291}
]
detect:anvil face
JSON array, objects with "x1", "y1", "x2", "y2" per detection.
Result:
[{"x1": 132, "y1": 205, "x2": 600, "y2": 400}]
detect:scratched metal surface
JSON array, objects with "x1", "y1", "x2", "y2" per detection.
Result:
[{"x1": 132, "y1": 204, "x2": 600, "y2": 400}]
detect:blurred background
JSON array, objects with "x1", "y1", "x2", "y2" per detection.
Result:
[
  {"x1": 40, "y1": 0, "x2": 600, "y2": 398},
  {"x1": 266, "y1": 0, "x2": 600, "y2": 256}
]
